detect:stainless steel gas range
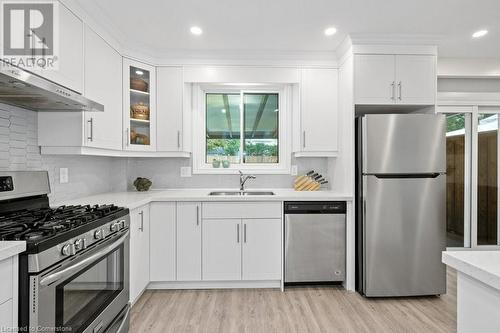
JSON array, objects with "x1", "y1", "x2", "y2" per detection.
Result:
[{"x1": 0, "y1": 171, "x2": 130, "y2": 333}]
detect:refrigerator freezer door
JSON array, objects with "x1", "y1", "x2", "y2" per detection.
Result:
[
  {"x1": 363, "y1": 174, "x2": 446, "y2": 296},
  {"x1": 362, "y1": 114, "x2": 446, "y2": 174}
]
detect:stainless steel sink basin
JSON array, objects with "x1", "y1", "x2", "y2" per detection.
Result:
[{"x1": 209, "y1": 191, "x2": 275, "y2": 196}]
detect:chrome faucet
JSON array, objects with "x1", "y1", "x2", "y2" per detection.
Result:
[{"x1": 239, "y1": 170, "x2": 256, "y2": 191}]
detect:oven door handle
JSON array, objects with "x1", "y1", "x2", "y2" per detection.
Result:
[{"x1": 39, "y1": 231, "x2": 129, "y2": 287}]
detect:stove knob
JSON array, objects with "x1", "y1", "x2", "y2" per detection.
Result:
[
  {"x1": 61, "y1": 243, "x2": 76, "y2": 256},
  {"x1": 94, "y1": 229, "x2": 103, "y2": 240},
  {"x1": 110, "y1": 222, "x2": 118, "y2": 232},
  {"x1": 119, "y1": 219, "x2": 126, "y2": 229},
  {"x1": 82, "y1": 238, "x2": 88, "y2": 249},
  {"x1": 74, "y1": 239, "x2": 84, "y2": 250}
]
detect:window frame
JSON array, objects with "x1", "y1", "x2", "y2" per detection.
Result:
[{"x1": 192, "y1": 84, "x2": 291, "y2": 174}]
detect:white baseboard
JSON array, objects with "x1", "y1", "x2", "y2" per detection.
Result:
[{"x1": 147, "y1": 280, "x2": 281, "y2": 290}]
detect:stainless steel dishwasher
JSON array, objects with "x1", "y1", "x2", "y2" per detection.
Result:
[{"x1": 284, "y1": 201, "x2": 346, "y2": 284}]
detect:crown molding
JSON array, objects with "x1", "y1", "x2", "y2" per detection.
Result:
[{"x1": 349, "y1": 33, "x2": 444, "y2": 46}]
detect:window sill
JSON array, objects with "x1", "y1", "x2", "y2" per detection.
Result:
[{"x1": 192, "y1": 165, "x2": 291, "y2": 175}]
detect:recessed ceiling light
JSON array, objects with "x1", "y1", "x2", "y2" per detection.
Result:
[
  {"x1": 324, "y1": 26, "x2": 337, "y2": 36},
  {"x1": 135, "y1": 70, "x2": 144, "y2": 76},
  {"x1": 472, "y1": 30, "x2": 488, "y2": 38},
  {"x1": 190, "y1": 26, "x2": 203, "y2": 35}
]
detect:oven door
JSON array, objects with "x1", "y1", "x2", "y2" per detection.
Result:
[{"x1": 32, "y1": 230, "x2": 130, "y2": 333}]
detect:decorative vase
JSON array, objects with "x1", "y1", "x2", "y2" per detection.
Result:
[
  {"x1": 222, "y1": 160, "x2": 230, "y2": 168},
  {"x1": 212, "y1": 159, "x2": 221, "y2": 168}
]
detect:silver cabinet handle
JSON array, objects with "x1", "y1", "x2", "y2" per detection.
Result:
[
  {"x1": 87, "y1": 118, "x2": 93, "y2": 142},
  {"x1": 237, "y1": 223, "x2": 240, "y2": 243},
  {"x1": 177, "y1": 131, "x2": 181, "y2": 149},
  {"x1": 302, "y1": 131, "x2": 306, "y2": 148},
  {"x1": 196, "y1": 205, "x2": 199, "y2": 226},
  {"x1": 391, "y1": 81, "x2": 395, "y2": 100},
  {"x1": 244, "y1": 223, "x2": 247, "y2": 243},
  {"x1": 398, "y1": 81, "x2": 402, "y2": 100},
  {"x1": 139, "y1": 210, "x2": 144, "y2": 232}
]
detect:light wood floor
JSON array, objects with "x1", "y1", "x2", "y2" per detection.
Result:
[{"x1": 130, "y1": 269, "x2": 456, "y2": 333}]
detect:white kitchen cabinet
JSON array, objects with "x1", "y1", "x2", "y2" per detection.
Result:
[
  {"x1": 395, "y1": 55, "x2": 436, "y2": 105},
  {"x1": 201, "y1": 202, "x2": 282, "y2": 282},
  {"x1": 176, "y1": 202, "x2": 202, "y2": 281},
  {"x1": 149, "y1": 202, "x2": 176, "y2": 281},
  {"x1": 0, "y1": 255, "x2": 20, "y2": 330},
  {"x1": 38, "y1": 24, "x2": 122, "y2": 151},
  {"x1": 297, "y1": 68, "x2": 339, "y2": 156},
  {"x1": 354, "y1": 55, "x2": 395, "y2": 105},
  {"x1": 202, "y1": 219, "x2": 242, "y2": 281},
  {"x1": 157, "y1": 67, "x2": 184, "y2": 152},
  {"x1": 129, "y1": 205, "x2": 150, "y2": 304},
  {"x1": 35, "y1": 3, "x2": 83, "y2": 93},
  {"x1": 241, "y1": 219, "x2": 281, "y2": 280},
  {"x1": 202, "y1": 218, "x2": 282, "y2": 281},
  {"x1": 354, "y1": 54, "x2": 436, "y2": 105},
  {"x1": 83, "y1": 25, "x2": 122, "y2": 150},
  {"x1": 123, "y1": 58, "x2": 156, "y2": 151}
]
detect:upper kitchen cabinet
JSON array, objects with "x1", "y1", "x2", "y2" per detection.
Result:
[
  {"x1": 123, "y1": 59, "x2": 156, "y2": 151},
  {"x1": 156, "y1": 67, "x2": 185, "y2": 152},
  {"x1": 395, "y1": 55, "x2": 437, "y2": 105},
  {"x1": 35, "y1": 3, "x2": 84, "y2": 93},
  {"x1": 83, "y1": 26, "x2": 122, "y2": 150},
  {"x1": 354, "y1": 55, "x2": 395, "y2": 105},
  {"x1": 296, "y1": 68, "x2": 339, "y2": 157},
  {"x1": 354, "y1": 54, "x2": 436, "y2": 105},
  {"x1": 38, "y1": 24, "x2": 122, "y2": 151}
]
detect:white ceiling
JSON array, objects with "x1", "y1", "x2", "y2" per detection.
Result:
[{"x1": 75, "y1": 0, "x2": 500, "y2": 58}]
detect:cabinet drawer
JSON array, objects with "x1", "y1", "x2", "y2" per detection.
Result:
[
  {"x1": 0, "y1": 258, "x2": 13, "y2": 304},
  {"x1": 202, "y1": 202, "x2": 281, "y2": 219}
]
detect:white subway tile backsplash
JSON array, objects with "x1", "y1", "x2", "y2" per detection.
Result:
[{"x1": 0, "y1": 104, "x2": 127, "y2": 204}]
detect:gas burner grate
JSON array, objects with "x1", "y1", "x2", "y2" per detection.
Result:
[{"x1": 0, "y1": 204, "x2": 123, "y2": 242}]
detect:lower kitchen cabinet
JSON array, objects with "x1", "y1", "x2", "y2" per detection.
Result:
[
  {"x1": 176, "y1": 202, "x2": 202, "y2": 280},
  {"x1": 202, "y1": 218, "x2": 282, "y2": 281},
  {"x1": 149, "y1": 202, "x2": 176, "y2": 281},
  {"x1": 241, "y1": 219, "x2": 281, "y2": 280},
  {"x1": 202, "y1": 219, "x2": 242, "y2": 281},
  {"x1": 129, "y1": 204, "x2": 150, "y2": 303}
]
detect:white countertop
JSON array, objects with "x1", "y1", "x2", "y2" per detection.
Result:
[
  {"x1": 53, "y1": 188, "x2": 353, "y2": 210},
  {"x1": 442, "y1": 251, "x2": 500, "y2": 291},
  {"x1": 0, "y1": 241, "x2": 26, "y2": 261}
]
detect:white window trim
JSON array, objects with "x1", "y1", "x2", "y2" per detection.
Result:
[{"x1": 192, "y1": 84, "x2": 292, "y2": 174}]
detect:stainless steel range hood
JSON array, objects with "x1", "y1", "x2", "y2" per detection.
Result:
[{"x1": 0, "y1": 60, "x2": 104, "y2": 112}]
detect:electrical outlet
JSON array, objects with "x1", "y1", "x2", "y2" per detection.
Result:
[
  {"x1": 59, "y1": 168, "x2": 69, "y2": 184},
  {"x1": 291, "y1": 165, "x2": 298, "y2": 176},
  {"x1": 180, "y1": 166, "x2": 192, "y2": 177}
]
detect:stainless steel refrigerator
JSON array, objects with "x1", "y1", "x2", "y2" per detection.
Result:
[{"x1": 355, "y1": 114, "x2": 447, "y2": 297}]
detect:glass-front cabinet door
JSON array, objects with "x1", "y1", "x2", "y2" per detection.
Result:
[{"x1": 123, "y1": 58, "x2": 156, "y2": 151}]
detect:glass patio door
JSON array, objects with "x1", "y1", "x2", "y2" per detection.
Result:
[
  {"x1": 440, "y1": 105, "x2": 500, "y2": 249},
  {"x1": 473, "y1": 110, "x2": 500, "y2": 247},
  {"x1": 443, "y1": 112, "x2": 472, "y2": 248}
]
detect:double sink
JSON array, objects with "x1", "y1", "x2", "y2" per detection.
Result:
[{"x1": 209, "y1": 191, "x2": 275, "y2": 196}]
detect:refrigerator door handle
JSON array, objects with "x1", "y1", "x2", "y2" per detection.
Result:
[{"x1": 372, "y1": 173, "x2": 441, "y2": 179}]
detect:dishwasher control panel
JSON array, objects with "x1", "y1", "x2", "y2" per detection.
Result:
[{"x1": 284, "y1": 201, "x2": 346, "y2": 214}]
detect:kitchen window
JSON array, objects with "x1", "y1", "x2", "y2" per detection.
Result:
[{"x1": 192, "y1": 85, "x2": 291, "y2": 174}]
